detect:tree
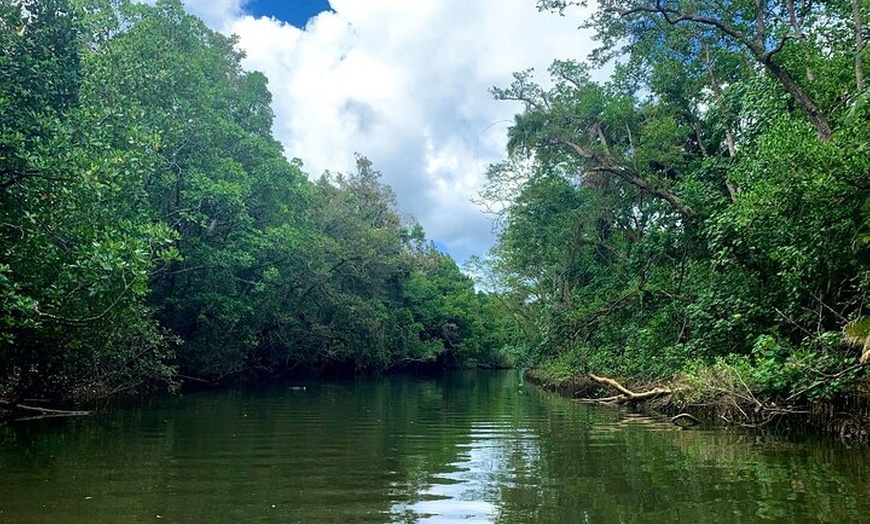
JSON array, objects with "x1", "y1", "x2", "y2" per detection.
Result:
[
  {"x1": 485, "y1": 0, "x2": 868, "y2": 392},
  {"x1": 1, "y1": 0, "x2": 512, "y2": 404},
  {"x1": 1, "y1": 0, "x2": 178, "y2": 402},
  {"x1": 538, "y1": 0, "x2": 864, "y2": 141}
]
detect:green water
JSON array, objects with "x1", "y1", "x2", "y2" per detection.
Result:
[{"x1": 0, "y1": 371, "x2": 867, "y2": 523}]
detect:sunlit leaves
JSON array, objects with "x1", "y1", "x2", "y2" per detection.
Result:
[{"x1": 488, "y1": 0, "x2": 868, "y2": 394}]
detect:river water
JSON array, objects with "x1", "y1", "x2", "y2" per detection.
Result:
[{"x1": 0, "y1": 371, "x2": 867, "y2": 523}]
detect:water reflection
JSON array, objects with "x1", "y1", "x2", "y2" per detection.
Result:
[
  {"x1": 0, "y1": 371, "x2": 868, "y2": 524},
  {"x1": 392, "y1": 421, "x2": 539, "y2": 523},
  {"x1": 385, "y1": 376, "x2": 870, "y2": 524}
]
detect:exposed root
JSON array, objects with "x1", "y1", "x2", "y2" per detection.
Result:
[{"x1": 526, "y1": 369, "x2": 870, "y2": 442}]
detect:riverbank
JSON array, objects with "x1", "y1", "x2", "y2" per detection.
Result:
[{"x1": 525, "y1": 368, "x2": 870, "y2": 443}]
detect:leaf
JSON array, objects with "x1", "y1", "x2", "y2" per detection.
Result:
[{"x1": 843, "y1": 317, "x2": 870, "y2": 364}]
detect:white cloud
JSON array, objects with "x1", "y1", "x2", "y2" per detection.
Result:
[
  {"x1": 191, "y1": 1, "x2": 599, "y2": 263},
  {"x1": 138, "y1": 0, "x2": 247, "y2": 31}
]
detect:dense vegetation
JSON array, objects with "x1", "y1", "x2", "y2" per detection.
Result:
[
  {"x1": 0, "y1": 0, "x2": 512, "y2": 406},
  {"x1": 484, "y1": 0, "x2": 869, "y2": 401},
  {"x1": 3, "y1": 0, "x2": 868, "y2": 413}
]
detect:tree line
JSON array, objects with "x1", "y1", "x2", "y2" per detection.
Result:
[
  {"x1": 0, "y1": 0, "x2": 512, "y2": 406},
  {"x1": 483, "y1": 0, "x2": 868, "y2": 400}
]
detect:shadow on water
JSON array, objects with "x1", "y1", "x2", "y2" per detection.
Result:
[{"x1": 0, "y1": 370, "x2": 868, "y2": 523}]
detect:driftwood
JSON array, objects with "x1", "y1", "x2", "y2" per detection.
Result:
[
  {"x1": 0, "y1": 400, "x2": 91, "y2": 418},
  {"x1": 580, "y1": 374, "x2": 672, "y2": 404},
  {"x1": 671, "y1": 413, "x2": 702, "y2": 426}
]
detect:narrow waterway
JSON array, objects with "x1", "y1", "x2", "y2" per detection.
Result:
[{"x1": 0, "y1": 371, "x2": 867, "y2": 523}]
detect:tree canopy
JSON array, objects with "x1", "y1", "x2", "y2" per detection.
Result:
[
  {"x1": 0, "y1": 0, "x2": 512, "y2": 405},
  {"x1": 484, "y1": 0, "x2": 868, "y2": 399}
]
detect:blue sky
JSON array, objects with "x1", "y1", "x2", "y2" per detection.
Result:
[
  {"x1": 245, "y1": 0, "x2": 332, "y2": 27},
  {"x1": 176, "y1": 0, "x2": 600, "y2": 264}
]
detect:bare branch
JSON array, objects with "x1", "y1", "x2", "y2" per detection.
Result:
[{"x1": 35, "y1": 276, "x2": 136, "y2": 326}]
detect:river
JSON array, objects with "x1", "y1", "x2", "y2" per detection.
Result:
[{"x1": 0, "y1": 371, "x2": 867, "y2": 523}]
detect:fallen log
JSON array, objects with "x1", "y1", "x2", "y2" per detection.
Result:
[
  {"x1": 585, "y1": 374, "x2": 671, "y2": 404},
  {"x1": 576, "y1": 394, "x2": 625, "y2": 404},
  {"x1": 0, "y1": 400, "x2": 91, "y2": 417}
]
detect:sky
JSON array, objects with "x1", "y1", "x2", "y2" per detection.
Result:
[
  {"x1": 165, "y1": 0, "x2": 600, "y2": 264},
  {"x1": 245, "y1": 0, "x2": 333, "y2": 28}
]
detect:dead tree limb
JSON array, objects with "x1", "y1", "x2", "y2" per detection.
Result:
[
  {"x1": 586, "y1": 374, "x2": 672, "y2": 403},
  {"x1": 0, "y1": 401, "x2": 91, "y2": 417},
  {"x1": 671, "y1": 413, "x2": 702, "y2": 426}
]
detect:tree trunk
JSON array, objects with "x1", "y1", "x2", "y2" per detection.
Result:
[
  {"x1": 631, "y1": 4, "x2": 836, "y2": 141},
  {"x1": 762, "y1": 58, "x2": 833, "y2": 141}
]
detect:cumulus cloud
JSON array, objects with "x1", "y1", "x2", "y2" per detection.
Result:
[{"x1": 183, "y1": 0, "x2": 599, "y2": 263}]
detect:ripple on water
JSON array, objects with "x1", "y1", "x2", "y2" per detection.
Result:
[
  {"x1": 386, "y1": 419, "x2": 542, "y2": 523},
  {"x1": 2, "y1": 372, "x2": 869, "y2": 524}
]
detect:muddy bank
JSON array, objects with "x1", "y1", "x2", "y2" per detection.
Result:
[{"x1": 525, "y1": 369, "x2": 870, "y2": 443}]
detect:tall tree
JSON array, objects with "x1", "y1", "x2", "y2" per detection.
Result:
[
  {"x1": 1, "y1": 0, "x2": 178, "y2": 402},
  {"x1": 538, "y1": 0, "x2": 862, "y2": 141},
  {"x1": 484, "y1": 0, "x2": 868, "y2": 393}
]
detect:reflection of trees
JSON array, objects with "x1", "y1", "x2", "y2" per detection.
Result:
[
  {"x1": 0, "y1": 372, "x2": 526, "y2": 523},
  {"x1": 1, "y1": 373, "x2": 868, "y2": 523},
  {"x1": 387, "y1": 371, "x2": 529, "y2": 521},
  {"x1": 492, "y1": 396, "x2": 870, "y2": 524}
]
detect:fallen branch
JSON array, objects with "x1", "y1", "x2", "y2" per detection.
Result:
[
  {"x1": 386, "y1": 357, "x2": 439, "y2": 371},
  {"x1": 177, "y1": 373, "x2": 213, "y2": 384},
  {"x1": 14, "y1": 413, "x2": 90, "y2": 421},
  {"x1": 576, "y1": 394, "x2": 625, "y2": 404},
  {"x1": 0, "y1": 401, "x2": 91, "y2": 417},
  {"x1": 585, "y1": 374, "x2": 672, "y2": 403},
  {"x1": 671, "y1": 413, "x2": 701, "y2": 426}
]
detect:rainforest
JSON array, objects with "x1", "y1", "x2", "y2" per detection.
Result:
[
  {"x1": 1, "y1": 0, "x2": 868, "y2": 436},
  {"x1": 481, "y1": 0, "x2": 869, "y2": 432},
  {"x1": 0, "y1": 0, "x2": 514, "y2": 408}
]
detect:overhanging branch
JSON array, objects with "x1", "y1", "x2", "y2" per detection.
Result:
[{"x1": 559, "y1": 138, "x2": 697, "y2": 218}]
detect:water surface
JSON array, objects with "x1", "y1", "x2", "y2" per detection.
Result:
[{"x1": 1, "y1": 371, "x2": 868, "y2": 523}]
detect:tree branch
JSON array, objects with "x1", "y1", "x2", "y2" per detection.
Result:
[
  {"x1": 611, "y1": 0, "x2": 833, "y2": 141},
  {"x1": 35, "y1": 276, "x2": 136, "y2": 326},
  {"x1": 555, "y1": 137, "x2": 696, "y2": 218}
]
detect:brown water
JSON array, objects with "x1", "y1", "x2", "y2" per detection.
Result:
[{"x1": 0, "y1": 371, "x2": 868, "y2": 523}]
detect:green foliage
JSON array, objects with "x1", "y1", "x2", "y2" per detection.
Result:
[
  {"x1": 844, "y1": 317, "x2": 870, "y2": 363},
  {"x1": 536, "y1": 347, "x2": 589, "y2": 384},
  {"x1": 674, "y1": 355, "x2": 757, "y2": 405},
  {"x1": 677, "y1": 333, "x2": 861, "y2": 404},
  {"x1": 749, "y1": 335, "x2": 804, "y2": 396},
  {"x1": 0, "y1": 0, "x2": 512, "y2": 404},
  {"x1": 487, "y1": 0, "x2": 869, "y2": 402}
]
